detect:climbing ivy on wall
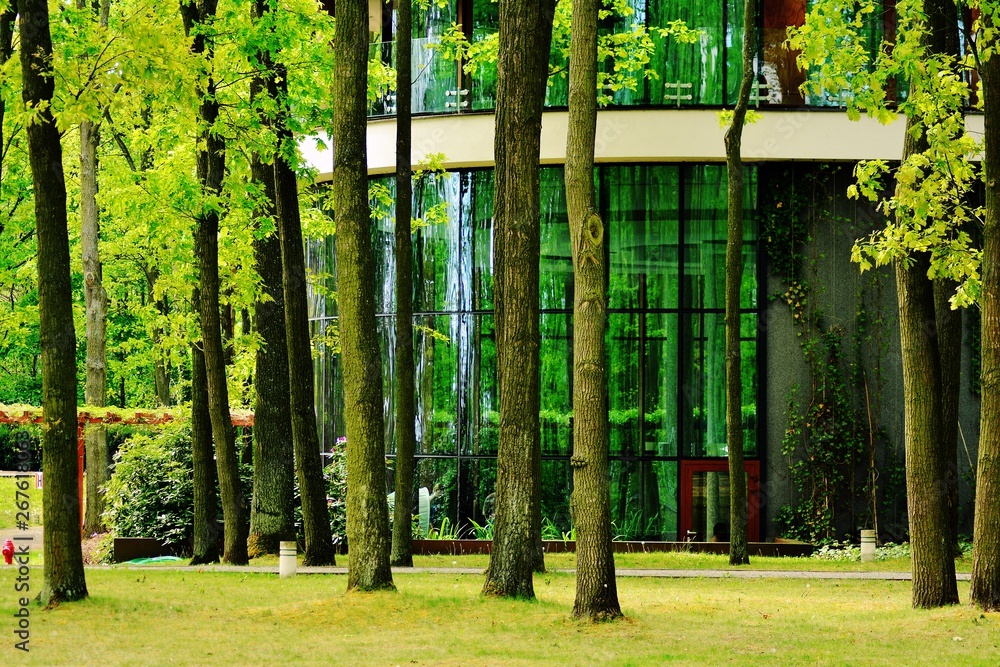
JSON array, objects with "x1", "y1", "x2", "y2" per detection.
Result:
[{"x1": 762, "y1": 164, "x2": 904, "y2": 544}]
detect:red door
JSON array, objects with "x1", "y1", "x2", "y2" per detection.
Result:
[{"x1": 679, "y1": 460, "x2": 760, "y2": 542}]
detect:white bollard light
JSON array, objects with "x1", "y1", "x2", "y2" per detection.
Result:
[
  {"x1": 860, "y1": 529, "x2": 876, "y2": 563},
  {"x1": 279, "y1": 541, "x2": 297, "y2": 578}
]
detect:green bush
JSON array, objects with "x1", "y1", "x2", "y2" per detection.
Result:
[
  {"x1": 103, "y1": 423, "x2": 252, "y2": 552},
  {"x1": 103, "y1": 423, "x2": 194, "y2": 548}
]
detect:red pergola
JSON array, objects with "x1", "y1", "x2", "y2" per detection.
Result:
[{"x1": 0, "y1": 405, "x2": 254, "y2": 528}]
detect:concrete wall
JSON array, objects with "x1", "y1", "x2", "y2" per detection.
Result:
[{"x1": 763, "y1": 164, "x2": 980, "y2": 542}]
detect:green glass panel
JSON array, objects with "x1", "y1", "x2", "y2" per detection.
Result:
[
  {"x1": 467, "y1": 314, "x2": 498, "y2": 456},
  {"x1": 540, "y1": 314, "x2": 573, "y2": 456},
  {"x1": 413, "y1": 172, "x2": 463, "y2": 312},
  {"x1": 540, "y1": 168, "x2": 573, "y2": 310},
  {"x1": 680, "y1": 311, "x2": 757, "y2": 457},
  {"x1": 472, "y1": 170, "x2": 496, "y2": 310},
  {"x1": 415, "y1": 457, "x2": 459, "y2": 534},
  {"x1": 608, "y1": 313, "x2": 640, "y2": 457},
  {"x1": 644, "y1": 313, "x2": 679, "y2": 457},
  {"x1": 414, "y1": 315, "x2": 459, "y2": 455},
  {"x1": 610, "y1": 460, "x2": 677, "y2": 540},
  {"x1": 648, "y1": 0, "x2": 724, "y2": 105},
  {"x1": 541, "y1": 460, "x2": 573, "y2": 537},
  {"x1": 459, "y1": 458, "x2": 497, "y2": 528},
  {"x1": 690, "y1": 470, "x2": 735, "y2": 541},
  {"x1": 603, "y1": 165, "x2": 680, "y2": 310},
  {"x1": 682, "y1": 165, "x2": 757, "y2": 310}
]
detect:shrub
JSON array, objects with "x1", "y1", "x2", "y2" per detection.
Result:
[
  {"x1": 103, "y1": 423, "x2": 194, "y2": 548},
  {"x1": 103, "y1": 423, "x2": 252, "y2": 553}
]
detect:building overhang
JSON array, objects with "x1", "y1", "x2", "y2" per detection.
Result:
[{"x1": 301, "y1": 108, "x2": 985, "y2": 181}]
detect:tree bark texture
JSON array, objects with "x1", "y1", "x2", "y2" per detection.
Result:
[
  {"x1": 190, "y1": 337, "x2": 220, "y2": 565},
  {"x1": 723, "y1": 0, "x2": 756, "y2": 568},
  {"x1": 18, "y1": 0, "x2": 88, "y2": 603},
  {"x1": 1, "y1": 9, "x2": 14, "y2": 188},
  {"x1": 248, "y1": 154, "x2": 296, "y2": 557},
  {"x1": 78, "y1": 0, "x2": 110, "y2": 537},
  {"x1": 972, "y1": 28, "x2": 1000, "y2": 611},
  {"x1": 934, "y1": 278, "x2": 961, "y2": 549},
  {"x1": 893, "y1": 0, "x2": 959, "y2": 609},
  {"x1": 481, "y1": 0, "x2": 556, "y2": 600},
  {"x1": 181, "y1": 0, "x2": 248, "y2": 565},
  {"x1": 564, "y1": 0, "x2": 621, "y2": 621},
  {"x1": 391, "y1": 0, "x2": 416, "y2": 568},
  {"x1": 333, "y1": 0, "x2": 393, "y2": 591},
  {"x1": 245, "y1": 0, "x2": 296, "y2": 558},
  {"x1": 271, "y1": 68, "x2": 337, "y2": 567}
]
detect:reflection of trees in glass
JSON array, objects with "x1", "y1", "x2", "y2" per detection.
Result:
[{"x1": 312, "y1": 163, "x2": 759, "y2": 542}]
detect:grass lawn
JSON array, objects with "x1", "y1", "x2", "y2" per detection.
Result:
[
  {"x1": 0, "y1": 474, "x2": 42, "y2": 530},
  {"x1": 1, "y1": 567, "x2": 996, "y2": 666}
]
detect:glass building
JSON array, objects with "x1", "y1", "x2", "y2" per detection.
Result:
[{"x1": 304, "y1": 0, "x2": 980, "y2": 542}]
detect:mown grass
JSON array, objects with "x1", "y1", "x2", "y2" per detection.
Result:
[
  {"x1": 0, "y1": 475, "x2": 43, "y2": 530},
  {"x1": 0, "y1": 567, "x2": 996, "y2": 666}
]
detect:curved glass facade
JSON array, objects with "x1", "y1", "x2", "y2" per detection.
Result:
[
  {"x1": 309, "y1": 164, "x2": 760, "y2": 541},
  {"x1": 368, "y1": 0, "x2": 905, "y2": 116}
]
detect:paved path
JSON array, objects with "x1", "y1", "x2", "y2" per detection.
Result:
[{"x1": 85, "y1": 564, "x2": 971, "y2": 581}]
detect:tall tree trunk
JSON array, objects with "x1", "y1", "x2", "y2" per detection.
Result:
[
  {"x1": 971, "y1": 24, "x2": 1000, "y2": 612},
  {"x1": 334, "y1": 0, "x2": 393, "y2": 591},
  {"x1": 79, "y1": 0, "x2": 110, "y2": 538},
  {"x1": 1, "y1": 9, "x2": 13, "y2": 187},
  {"x1": 18, "y1": 0, "x2": 88, "y2": 603},
  {"x1": 190, "y1": 336, "x2": 220, "y2": 565},
  {"x1": 481, "y1": 0, "x2": 556, "y2": 600},
  {"x1": 934, "y1": 278, "x2": 961, "y2": 550},
  {"x1": 150, "y1": 268, "x2": 172, "y2": 407},
  {"x1": 181, "y1": 0, "x2": 248, "y2": 565},
  {"x1": 895, "y1": 0, "x2": 958, "y2": 609},
  {"x1": 247, "y1": 151, "x2": 296, "y2": 556},
  {"x1": 391, "y1": 0, "x2": 416, "y2": 568},
  {"x1": 246, "y1": 5, "x2": 296, "y2": 557},
  {"x1": 564, "y1": 0, "x2": 621, "y2": 621},
  {"x1": 270, "y1": 67, "x2": 337, "y2": 565},
  {"x1": 723, "y1": 0, "x2": 756, "y2": 567}
]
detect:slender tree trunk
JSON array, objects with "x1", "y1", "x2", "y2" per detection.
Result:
[
  {"x1": 934, "y1": 278, "x2": 961, "y2": 549},
  {"x1": 190, "y1": 336, "x2": 220, "y2": 565},
  {"x1": 334, "y1": 0, "x2": 393, "y2": 591},
  {"x1": 565, "y1": 0, "x2": 621, "y2": 621},
  {"x1": 151, "y1": 268, "x2": 172, "y2": 407},
  {"x1": 181, "y1": 0, "x2": 248, "y2": 565},
  {"x1": 723, "y1": 0, "x2": 756, "y2": 567},
  {"x1": 269, "y1": 66, "x2": 337, "y2": 566},
  {"x1": 1, "y1": 10, "x2": 13, "y2": 189},
  {"x1": 971, "y1": 30, "x2": 1000, "y2": 612},
  {"x1": 482, "y1": 0, "x2": 556, "y2": 600},
  {"x1": 247, "y1": 151, "x2": 296, "y2": 556},
  {"x1": 894, "y1": 0, "x2": 958, "y2": 609},
  {"x1": 390, "y1": 0, "x2": 416, "y2": 568},
  {"x1": 78, "y1": 0, "x2": 110, "y2": 537},
  {"x1": 18, "y1": 0, "x2": 88, "y2": 603}
]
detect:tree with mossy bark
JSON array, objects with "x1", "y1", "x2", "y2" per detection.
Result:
[
  {"x1": 333, "y1": 0, "x2": 394, "y2": 592},
  {"x1": 971, "y1": 1, "x2": 1000, "y2": 613},
  {"x1": 391, "y1": 0, "x2": 417, "y2": 568},
  {"x1": 790, "y1": 0, "x2": 967, "y2": 607},
  {"x1": 18, "y1": 0, "x2": 88, "y2": 603},
  {"x1": 180, "y1": 0, "x2": 248, "y2": 566},
  {"x1": 481, "y1": 0, "x2": 556, "y2": 600},
  {"x1": 564, "y1": 0, "x2": 621, "y2": 621},
  {"x1": 721, "y1": 0, "x2": 756, "y2": 568}
]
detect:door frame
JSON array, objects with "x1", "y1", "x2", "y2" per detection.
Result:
[{"x1": 679, "y1": 459, "x2": 760, "y2": 542}]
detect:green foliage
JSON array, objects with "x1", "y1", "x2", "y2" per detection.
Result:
[
  {"x1": 103, "y1": 424, "x2": 196, "y2": 548},
  {"x1": 103, "y1": 422, "x2": 252, "y2": 551},
  {"x1": 789, "y1": 0, "x2": 983, "y2": 308},
  {"x1": 321, "y1": 438, "x2": 347, "y2": 545}
]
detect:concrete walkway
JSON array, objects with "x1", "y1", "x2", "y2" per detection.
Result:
[{"x1": 85, "y1": 564, "x2": 972, "y2": 581}]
